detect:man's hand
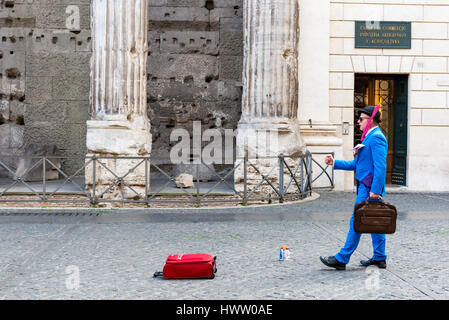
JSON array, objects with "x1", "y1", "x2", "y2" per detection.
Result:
[
  {"x1": 369, "y1": 192, "x2": 381, "y2": 200},
  {"x1": 325, "y1": 155, "x2": 334, "y2": 166}
]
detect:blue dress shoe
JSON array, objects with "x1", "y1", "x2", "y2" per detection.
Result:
[{"x1": 320, "y1": 256, "x2": 346, "y2": 270}]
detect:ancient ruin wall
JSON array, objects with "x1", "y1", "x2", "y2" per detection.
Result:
[{"x1": 0, "y1": 0, "x2": 244, "y2": 177}]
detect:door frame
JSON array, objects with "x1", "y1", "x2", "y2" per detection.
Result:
[{"x1": 353, "y1": 73, "x2": 410, "y2": 187}]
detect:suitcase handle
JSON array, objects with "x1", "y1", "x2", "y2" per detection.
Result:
[{"x1": 153, "y1": 271, "x2": 164, "y2": 278}]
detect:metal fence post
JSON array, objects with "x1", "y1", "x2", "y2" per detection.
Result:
[
  {"x1": 196, "y1": 162, "x2": 200, "y2": 207},
  {"x1": 307, "y1": 152, "x2": 313, "y2": 194},
  {"x1": 243, "y1": 156, "x2": 247, "y2": 205},
  {"x1": 92, "y1": 155, "x2": 97, "y2": 205},
  {"x1": 279, "y1": 154, "x2": 284, "y2": 203},
  {"x1": 300, "y1": 155, "x2": 304, "y2": 193},
  {"x1": 331, "y1": 152, "x2": 335, "y2": 188},
  {"x1": 42, "y1": 156, "x2": 46, "y2": 201},
  {"x1": 145, "y1": 157, "x2": 149, "y2": 205}
]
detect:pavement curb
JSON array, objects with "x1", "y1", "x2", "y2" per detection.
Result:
[{"x1": 0, "y1": 192, "x2": 321, "y2": 214}]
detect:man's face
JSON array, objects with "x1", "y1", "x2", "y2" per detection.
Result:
[{"x1": 358, "y1": 114, "x2": 370, "y2": 132}]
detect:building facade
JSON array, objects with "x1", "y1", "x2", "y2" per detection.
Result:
[
  {"x1": 0, "y1": 0, "x2": 448, "y2": 193},
  {"x1": 326, "y1": 0, "x2": 449, "y2": 192}
]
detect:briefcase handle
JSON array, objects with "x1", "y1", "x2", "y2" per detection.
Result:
[{"x1": 364, "y1": 196, "x2": 384, "y2": 204}]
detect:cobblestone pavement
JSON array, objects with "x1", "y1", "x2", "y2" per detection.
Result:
[{"x1": 0, "y1": 191, "x2": 449, "y2": 300}]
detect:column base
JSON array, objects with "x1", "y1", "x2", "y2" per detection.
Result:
[
  {"x1": 299, "y1": 121, "x2": 344, "y2": 191},
  {"x1": 235, "y1": 119, "x2": 307, "y2": 158},
  {"x1": 234, "y1": 119, "x2": 308, "y2": 200},
  {"x1": 85, "y1": 115, "x2": 152, "y2": 201}
]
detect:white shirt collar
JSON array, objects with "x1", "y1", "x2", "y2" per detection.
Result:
[{"x1": 366, "y1": 126, "x2": 377, "y2": 136}]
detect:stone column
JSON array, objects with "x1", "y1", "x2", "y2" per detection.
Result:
[
  {"x1": 235, "y1": 0, "x2": 307, "y2": 198},
  {"x1": 86, "y1": 0, "x2": 152, "y2": 200},
  {"x1": 297, "y1": 0, "x2": 344, "y2": 190}
]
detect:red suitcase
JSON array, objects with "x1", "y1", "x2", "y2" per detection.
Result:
[{"x1": 154, "y1": 254, "x2": 217, "y2": 279}]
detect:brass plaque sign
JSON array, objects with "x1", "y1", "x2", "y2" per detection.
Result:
[{"x1": 355, "y1": 21, "x2": 411, "y2": 49}]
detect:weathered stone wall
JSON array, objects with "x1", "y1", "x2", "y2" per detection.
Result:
[
  {"x1": 0, "y1": 0, "x2": 91, "y2": 177},
  {"x1": 0, "y1": 0, "x2": 243, "y2": 177},
  {"x1": 147, "y1": 0, "x2": 243, "y2": 164}
]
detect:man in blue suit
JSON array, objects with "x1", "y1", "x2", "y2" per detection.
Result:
[{"x1": 320, "y1": 106, "x2": 388, "y2": 270}]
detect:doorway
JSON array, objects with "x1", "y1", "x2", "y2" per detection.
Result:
[{"x1": 354, "y1": 74, "x2": 408, "y2": 186}]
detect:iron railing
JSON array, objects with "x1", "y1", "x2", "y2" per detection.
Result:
[
  {"x1": 310, "y1": 152, "x2": 335, "y2": 189},
  {"x1": 0, "y1": 151, "x2": 334, "y2": 206}
]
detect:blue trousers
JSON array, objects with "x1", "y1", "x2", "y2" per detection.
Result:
[{"x1": 334, "y1": 183, "x2": 387, "y2": 264}]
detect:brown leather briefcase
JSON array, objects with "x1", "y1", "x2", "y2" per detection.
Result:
[{"x1": 353, "y1": 198, "x2": 397, "y2": 234}]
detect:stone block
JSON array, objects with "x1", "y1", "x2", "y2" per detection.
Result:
[
  {"x1": 411, "y1": 91, "x2": 447, "y2": 108},
  {"x1": 384, "y1": 5, "x2": 423, "y2": 21},
  {"x1": 24, "y1": 76, "x2": 52, "y2": 105},
  {"x1": 26, "y1": 52, "x2": 90, "y2": 77},
  {"x1": 0, "y1": 99, "x2": 9, "y2": 121},
  {"x1": 10, "y1": 123, "x2": 24, "y2": 149},
  {"x1": 10, "y1": 78, "x2": 25, "y2": 99},
  {"x1": 413, "y1": 22, "x2": 448, "y2": 39},
  {"x1": 219, "y1": 55, "x2": 242, "y2": 81},
  {"x1": 173, "y1": 162, "x2": 216, "y2": 182},
  {"x1": 0, "y1": 146, "x2": 21, "y2": 178},
  {"x1": 51, "y1": 74, "x2": 89, "y2": 101},
  {"x1": 175, "y1": 173, "x2": 194, "y2": 188},
  {"x1": 423, "y1": 40, "x2": 449, "y2": 57},
  {"x1": 27, "y1": 29, "x2": 77, "y2": 53},
  {"x1": 148, "y1": 54, "x2": 218, "y2": 83},
  {"x1": 0, "y1": 3, "x2": 36, "y2": 28},
  {"x1": 364, "y1": 56, "x2": 377, "y2": 73},
  {"x1": 330, "y1": 55, "x2": 353, "y2": 72},
  {"x1": 85, "y1": 157, "x2": 150, "y2": 187},
  {"x1": 422, "y1": 74, "x2": 449, "y2": 91},
  {"x1": 0, "y1": 123, "x2": 10, "y2": 149},
  {"x1": 377, "y1": 56, "x2": 390, "y2": 73},
  {"x1": 148, "y1": 31, "x2": 161, "y2": 55},
  {"x1": 64, "y1": 100, "x2": 89, "y2": 124},
  {"x1": 330, "y1": 21, "x2": 354, "y2": 38},
  {"x1": 33, "y1": 4, "x2": 91, "y2": 30},
  {"x1": 219, "y1": 18, "x2": 243, "y2": 56},
  {"x1": 14, "y1": 143, "x2": 61, "y2": 182},
  {"x1": 167, "y1": 0, "x2": 205, "y2": 7},
  {"x1": 210, "y1": 7, "x2": 242, "y2": 22},
  {"x1": 149, "y1": 7, "x2": 210, "y2": 30},
  {"x1": 74, "y1": 30, "x2": 92, "y2": 52},
  {"x1": 8, "y1": 100, "x2": 25, "y2": 123},
  {"x1": 0, "y1": 28, "x2": 27, "y2": 51},
  {"x1": 330, "y1": 90, "x2": 354, "y2": 108},
  {"x1": 214, "y1": 0, "x2": 242, "y2": 8},
  {"x1": 424, "y1": 5, "x2": 449, "y2": 22},
  {"x1": 400, "y1": 57, "x2": 415, "y2": 73},
  {"x1": 160, "y1": 31, "x2": 219, "y2": 55},
  {"x1": 1, "y1": 50, "x2": 25, "y2": 80},
  {"x1": 422, "y1": 109, "x2": 449, "y2": 126},
  {"x1": 410, "y1": 109, "x2": 422, "y2": 126},
  {"x1": 150, "y1": 0, "x2": 168, "y2": 6},
  {"x1": 25, "y1": 100, "x2": 89, "y2": 125},
  {"x1": 342, "y1": 3, "x2": 383, "y2": 21},
  {"x1": 86, "y1": 117, "x2": 152, "y2": 156},
  {"x1": 329, "y1": 73, "x2": 343, "y2": 89},
  {"x1": 388, "y1": 57, "x2": 402, "y2": 73},
  {"x1": 330, "y1": 3, "x2": 343, "y2": 21}
]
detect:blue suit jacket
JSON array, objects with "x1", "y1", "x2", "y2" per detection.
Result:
[{"x1": 334, "y1": 127, "x2": 388, "y2": 196}]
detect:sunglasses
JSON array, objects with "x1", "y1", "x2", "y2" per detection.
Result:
[{"x1": 358, "y1": 116, "x2": 370, "y2": 122}]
